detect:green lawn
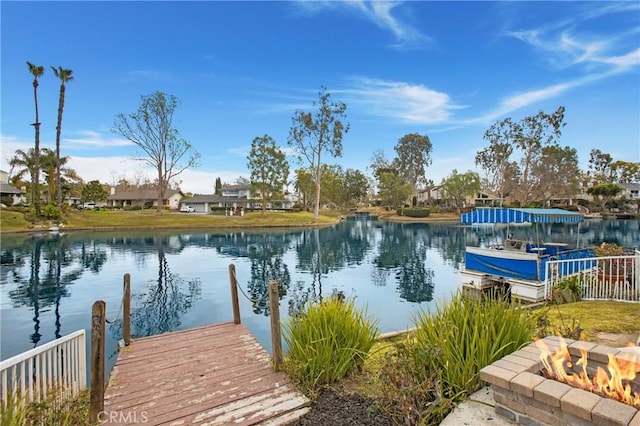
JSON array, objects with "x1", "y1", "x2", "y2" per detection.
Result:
[
  {"x1": 539, "y1": 300, "x2": 640, "y2": 342},
  {"x1": 0, "y1": 208, "x2": 341, "y2": 233}
]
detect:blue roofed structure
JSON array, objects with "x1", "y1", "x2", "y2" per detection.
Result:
[{"x1": 460, "y1": 207, "x2": 583, "y2": 225}]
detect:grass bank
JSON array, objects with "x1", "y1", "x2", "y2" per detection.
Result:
[{"x1": 0, "y1": 208, "x2": 342, "y2": 234}]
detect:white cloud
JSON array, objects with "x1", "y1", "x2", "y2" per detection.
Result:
[
  {"x1": 507, "y1": 4, "x2": 639, "y2": 74},
  {"x1": 343, "y1": 77, "x2": 462, "y2": 124},
  {"x1": 64, "y1": 130, "x2": 133, "y2": 149},
  {"x1": 121, "y1": 70, "x2": 175, "y2": 83},
  {"x1": 0, "y1": 133, "x2": 246, "y2": 195},
  {"x1": 293, "y1": 1, "x2": 430, "y2": 49}
]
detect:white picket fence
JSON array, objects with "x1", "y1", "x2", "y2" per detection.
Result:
[
  {"x1": 545, "y1": 252, "x2": 640, "y2": 302},
  {"x1": 0, "y1": 329, "x2": 86, "y2": 406}
]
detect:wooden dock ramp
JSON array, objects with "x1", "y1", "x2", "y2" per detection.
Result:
[{"x1": 103, "y1": 322, "x2": 310, "y2": 425}]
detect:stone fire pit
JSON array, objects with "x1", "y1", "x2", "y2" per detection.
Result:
[{"x1": 480, "y1": 336, "x2": 640, "y2": 426}]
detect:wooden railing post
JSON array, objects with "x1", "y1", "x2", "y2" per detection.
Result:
[
  {"x1": 89, "y1": 300, "x2": 105, "y2": 423},
  {"x1": 268, "y1": 281, "x2": 283, "y2": 370},
  {"x1": 229, "y1": 264, "x2": 241, "y2": 324},
  {"x1": 123, "y1": 273, "x2": 131, "y2": 346}
]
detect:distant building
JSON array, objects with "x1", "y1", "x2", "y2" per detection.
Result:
[
  {"x1": 180, "y1": 184, "x2": 297, "y2": 214},
  {"x1": 0, "y1": 169, "x2": 24, "y2": 206},
  {"x1": 107, "y1": 188, "x2": 183, "y2": 209}
]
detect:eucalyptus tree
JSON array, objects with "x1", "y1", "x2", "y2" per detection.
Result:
[
  {"x1": 247, "y1": 135, "x2": 289, "y2": 215},
  {"x1": 611, "y1": 161, "x2": 640, "y2": 183},
  {"x1": 112, "y1": 92, "x2": 201, "y2": 213},
  {"x1": 368, "y1": 149, "x2": 393, "y2": 195},
  {"x1": 587, "y1": 149, "x2": 614, "y2": 183},
  {"x1": 531, "y1": 145, "x2": 580, "y2": 206},
  {"x1": 288, "y1": 86, "x2": 349, "y2": 219},
  {"x1": 26, "y1": 61, "x2": 44, "y2": 214},
  {"x1": 51, "y1": 66, "x2": 74, "y2": 208},
  {"x1": 475, "y1": 141, "x2": 515, "y2": 206},
  {"x1": 481, "y1": 106, "x2": 565, "y2": 204},
  {"x1": 393, "y1": 133, "x2": 433, "y2": 190}
]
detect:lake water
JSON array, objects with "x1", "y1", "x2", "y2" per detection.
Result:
[{"x1": 1, "y1": 217, "x2": 638, "y2": 376}]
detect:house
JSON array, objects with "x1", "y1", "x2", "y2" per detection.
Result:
[
  {"x1": 220, "y1": 184, "x2": 252, "y2": 198},
  {"x1": 474, "y1": 191, "x2": 504, "y2": 206},
  {"x1": 414, "y1": 186, "x2": 443, "y2": 205},
  {"x1": 180, "y1": 186, "x2": 297, "y2": 214},
  {"x1": 181, "y1": 194, "x2": 248, "y2": 214},
  {"x1": 0, "y1": 170, "x2": 24, "y2": 206},
  {"x1": 107, "y1": 188, "x2": 183, "y2": 210},
  {"x1": 618, "y1": 183, "x2": 640, "y2": 200}
]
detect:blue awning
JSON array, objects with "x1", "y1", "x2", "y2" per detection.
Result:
[{"x1": 460, "y1": 208, "x2": 583, "y2": 224}]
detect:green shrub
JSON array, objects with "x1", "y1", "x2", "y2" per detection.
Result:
[
  {"x1": 402, "y1": 208, "x2": 431, "y2": 218},
  {"x1": 552, "y1": 275, "x2": 582, "y2": 304},
  {"x1": 414, "y1": 292, "x2": 534, "y2": 398},
  {"x1": 41, "y1": 204, "x2": 61, "y2": 220},
  {"x1": 283, "y1": 297, "x2": 379, "y2": 397}
]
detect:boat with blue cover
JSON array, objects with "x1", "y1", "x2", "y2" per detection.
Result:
[{"x1": 460, "y1": 207, "x2": 595, "y2": 302}]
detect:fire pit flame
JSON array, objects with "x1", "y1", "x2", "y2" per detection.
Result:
[{"x1": 535, "y1": 338, "x2": 640, "y2": 408}]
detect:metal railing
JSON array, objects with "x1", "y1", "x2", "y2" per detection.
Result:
[
  {"x1": 0, "y1": 329, "x2": 87, "y2": 406},
  {"x1": 545, "y1": 252, "x2": 640, "y2": 302}
]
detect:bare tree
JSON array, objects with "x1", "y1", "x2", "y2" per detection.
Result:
[{"x1": 112, "y1": 92, "x2": 200, "y2": 213}]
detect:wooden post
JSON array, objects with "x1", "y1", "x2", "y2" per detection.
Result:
[
  {"x1": 89, "y1": 300, "x2": 106, "y2": 423},
  {"x1": 268, "y1": 281, "x2": 283, "y2": 370},
  {"x1": 229, "y1": 264, "x2": 241, "y2": 324},
  {"x1": 123, "y1": 273, "x2": 131, "y2": 346}
]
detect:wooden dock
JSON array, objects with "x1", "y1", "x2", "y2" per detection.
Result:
[{"x1": 103, "y1": 322, "x2": 310, "y2": 425}]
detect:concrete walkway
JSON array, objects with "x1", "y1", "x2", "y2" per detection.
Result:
[{"x1": 440, "y1": 386, "x2": 513, "y2": 426}]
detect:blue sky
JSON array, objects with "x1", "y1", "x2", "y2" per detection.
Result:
[{"x1": 1, "y1": 1, "x2": 639, "y2": 194}]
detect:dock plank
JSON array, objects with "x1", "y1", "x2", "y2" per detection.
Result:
[{"x1": 103, "y1": 322, "x2": 310, "y2": 425}]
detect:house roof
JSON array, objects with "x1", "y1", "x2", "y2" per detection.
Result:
[
  {"x1": 183, "y1": 194, "x2": 248, "y2": 203},
  {"x1": 0, "y1": 183, "x2": 21, "y2": 195},
  {"x1": 108, "y1": 189, "x2": 181, "y2": 201},
  {"x1": 461, "y1": 207, "x2": 583, "y2": 225},
  {"x1": 618, "y1": 183, "x2": 640, "y2": 191},
  {"x1": 222, "y1": 184, "x2": 251, "y2": 191}
]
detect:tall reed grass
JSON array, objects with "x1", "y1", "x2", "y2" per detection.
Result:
[
  {"x1": 414, "y1": 292, "x2": 535, "y2": 398},
  {"x1": 0, "y1": 387, "x2": 90, "y2": 426},
  {"x1": 283, "y1": 297, "x2": 379, "y2": 397}
]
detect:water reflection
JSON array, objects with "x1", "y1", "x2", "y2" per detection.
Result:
[
  {"x1": 246, "y1": 234, "x2": 291, "y2": 316},
  {"x1": 1, "y1": 218, "x2": 638, "y2": 364}
]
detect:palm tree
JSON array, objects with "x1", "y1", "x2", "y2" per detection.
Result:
[
  {"x1": 27, "y1": 62, "x2": 44, "y2": 215},
  {"x1": 9, "y1": 149, "x2": 37, "y2": 193},
  {"x1": 39, "y1": 148, "x2": 80, "y2": 204},
  {"x1": 51, "y1": 66, "x2": 74, "y2": 208}
]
